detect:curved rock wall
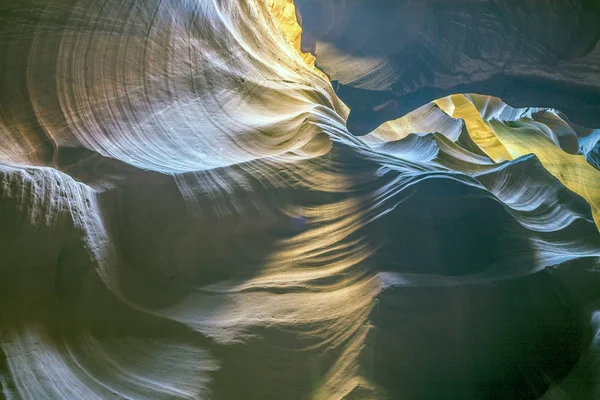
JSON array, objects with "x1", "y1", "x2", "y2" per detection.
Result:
[{"x1": 1, "y1": 0, "x2": 600, "y2": 399}]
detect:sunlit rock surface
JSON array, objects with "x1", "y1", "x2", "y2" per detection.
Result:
[
  {"x1": 294, "y1": 0, "x2": 600, "y2": 134},
  {"x1": 1, "y1": 0, "x2": 600, "y2": 399}
]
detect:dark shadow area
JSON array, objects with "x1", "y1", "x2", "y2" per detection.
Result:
[
  {"x1": 99, "y1": 174, "x2": 300, "y2": 309},
  {"x1": 294, "y1": 0, "x2": 600, "y2": 135},
  {"x1": 363, "y1": 272, "x2": 587, "y2": 399},
  {"x1": 357, "y1": 170, "x2": 598, "y2": 398},
  {"x1": 372, "y1": 177, "x2": 533, "y2": 276}
]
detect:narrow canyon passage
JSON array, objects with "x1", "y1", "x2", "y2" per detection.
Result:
[{"x1": 1, "y1": 0, "x2": 600, "y2": 399}]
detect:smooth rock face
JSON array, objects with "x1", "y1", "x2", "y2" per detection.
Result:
[
  {"x1": 294, "y1": 0, "x2": 600, "y2": 134},
  {"x1": 1, "y1": 1, "x2": 600, "y2": 399}
]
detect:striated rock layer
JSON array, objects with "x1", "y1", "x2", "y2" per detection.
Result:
[{"x1": 1, "y1": 0, "x2": 600, "y2": 399}]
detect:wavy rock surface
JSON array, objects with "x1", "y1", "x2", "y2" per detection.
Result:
[
  {"x1": 1, "y1": 0, "x2": 600, "y2": 399},
  {"x1": 294, "y1": 0, "x2": 600, "y2": 134}
]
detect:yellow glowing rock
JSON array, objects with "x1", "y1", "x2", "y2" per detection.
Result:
[
  {"x1": 434, "y1": 95, "x2": 513, "y2": 162},
  {"x1": 437, "y1": 94, "x2": 600, "y2": 227},
  {"x1": 487, "y1": 119, "x2": 600, "y2": 227},
  {"x1": 267, "y1": 0, "x2": 327, "y2": 79}
]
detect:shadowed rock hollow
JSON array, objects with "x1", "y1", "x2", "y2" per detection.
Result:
[
  {"x1": 1, "y1": 0, "x2": 600, "y2": 399},
  {"x1": 294, "y1": 0, "x2": 600, "y2": 134}
]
